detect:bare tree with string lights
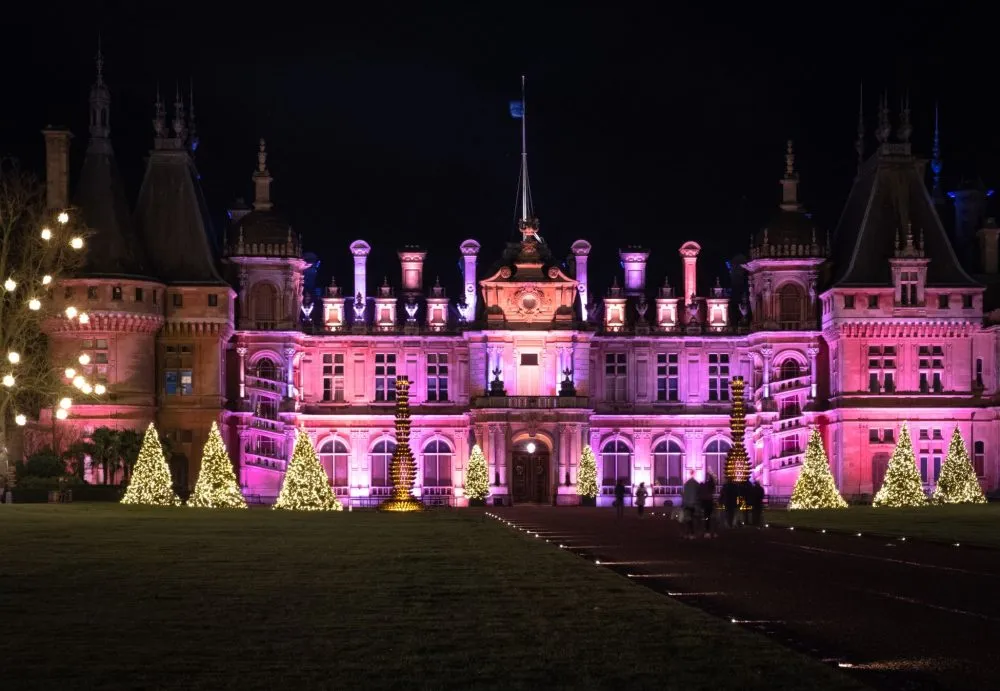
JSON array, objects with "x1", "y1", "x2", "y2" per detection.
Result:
[{"x1": 0, "y1": 161, "x2": 108, "y2": 480}]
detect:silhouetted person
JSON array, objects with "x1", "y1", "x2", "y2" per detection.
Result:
[
  {"x1": 749, "y1": 477, "x2": 765, "y2": 527},
  {"x1": 681, "y1": 473, "x2": 699, "y2": 539},
  {"x1": 721, "y1": 480, "x2": 738, "y2": 528},
  {"x1": 699, "y1": 473, "x2": 717, "y2": 538},
  {"x1": 614, "y1": 480, "x2": 626, "y2": 519},
  {"x1": 635, "y1": 482, "x2": 648, "y2": 517}
]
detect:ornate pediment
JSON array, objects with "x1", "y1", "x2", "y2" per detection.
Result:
[{"x1": 480, "y1": 239, "x2": 579, "y2": 326}]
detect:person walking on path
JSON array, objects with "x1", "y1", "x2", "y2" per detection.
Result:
[
  {"x1": 681, "y1": 472, "x2": 700, "y2": 539},
  {"x1": 721, "y1": 479, "x2": 738, "y2": 528},
  {"x1": 699, "y1": 473, "x2": 717, "y2": 538},
  {"x1": 749, "y1": 477, "x2": 765, "y2": 527},
  {"x1": 635, "y1": 482, "x2": 648, "y2": 517},
  {"x1": 614, "y1": 480, "x2": 626, "y2": 519}
]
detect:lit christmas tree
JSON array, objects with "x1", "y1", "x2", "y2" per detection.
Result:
[
  {"x1": 274, "y1": 428, "x2": 343, "y2": 511},
  {"x1": 188, "y1": 421, "x2": 247, "y2": 509},
  {"x1": 465, "y1": 444, "x2": 490, "y2": 504},
  {"x1": 789, "y1": 428, "x2": 848, "y2": 510},
  {"x1": 577, "y1": 444, "x2": 599, "y2": 500},
  {"x1": 931, "y1": 427, "x2": 986, "y2": 504},
  {"x1": 723, "y1": 377, "x2": 751, "y2": 483},
  {"x1": 121, "y1": 422, "x2": 181, "y2": 506},
  {"x1": 873, "y1": 422, "x2": 927, "y2": 508},
  {"x1": 380, "y1": 376, "x2": 423, "y2": 511}
]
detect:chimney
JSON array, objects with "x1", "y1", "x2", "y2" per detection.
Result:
[
  {"x1": 679, "y1": 241, "x2": 701, "y2": 303},
  {"x1": 571, "y1": 239, "x2": 592, "y2": 320},
  {"x1": 350, "y1": 240, "x2": 371, "y2": 302},
  {"x1": 619, "y1": 247, "x2": 650, "y2": 296},
  {"x1": 460, "y1": 239, "x2": 480, "y2": 316},
  {"x1": 42, "y1": 128, "x2": 72, "y2": 211},
  {"x1": 398, "y1": 246, "x2": 427, "y2": 296},
  {"x1": 978, "y1": 220, "x2": 1000, "y2": 275}
]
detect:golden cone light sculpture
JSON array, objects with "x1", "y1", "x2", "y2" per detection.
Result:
[
  {"x1": 723, "y1": 376, "x2": 751, "y2": 483},
  {"x1": 379, "y1": 376, "x2": 424, "y2": 512}
]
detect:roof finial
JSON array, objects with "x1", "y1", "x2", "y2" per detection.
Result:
[
  {"x1": 152, "y1": 84, "x2": 166, "y2": 140},
  {"x1": 931, "y1": 102, "x2": 944, "y2": 203},
  {"x1": 95, "y1": 34, "x2": 104, "y2": 87},
  {"x1": 511, "y1": 75, "x2": 538, "y2": 242},
  {"x1": 855, "y1": 82, "x2": 865, "y2": 172},
  {"x1": 897, "y1": 92, "x2": 912, "y2": 143},
  {"x1": 905, "y1": 222, "x2": 914, "y2": 250},
  {"x1": 171, "y1": 82, "x2": 186, "y2": 143},
  {"x1": 188, "y1": 79, "x2": 199, "y2": 153},
  {"x1": 779, "y1": 140, "x2": 802, "y2": 212},
  {"x1": 88, "y1": 35, "x2": 111, "y2": 143},
  {"x1": 252, "y1": 138, "x2": 274, "y2": 212},
  {"x1": 876, "y1": 91, "x2": 891, "y2": 144}
]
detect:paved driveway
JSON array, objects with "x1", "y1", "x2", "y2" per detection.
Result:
[{"x1": 490, "y1": 506, "x2": 1000, "y2": 691}]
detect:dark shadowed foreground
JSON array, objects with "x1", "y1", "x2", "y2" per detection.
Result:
[{"x1": 0, "y1": 505, "x2": 863, "y2": 691}]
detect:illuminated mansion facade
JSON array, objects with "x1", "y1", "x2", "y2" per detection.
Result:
[{"x1": 37, "y1": 63, "x2": 1000, "y2": 504}]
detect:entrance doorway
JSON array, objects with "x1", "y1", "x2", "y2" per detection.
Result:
[{"x1": 511, "y1": 440, "x2": 549, "y2": 504}]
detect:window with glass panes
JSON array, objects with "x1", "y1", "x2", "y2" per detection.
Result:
[
  {"x1": 422, "y1": 439, "x2": 453, "y2": 486},
  {"x1": 973, "y1": 441, "x2": 985, "y2": 477},
  {"x1": 707, "y1": 353, "x2": 730, "y2": 401},
  {"x1": 164, "y1": 344, "x2": 193, "y2": 395},
  {"x1": 867, "y1": 346, "x2": 896, "y2": 393},
  {"x1": 370, "y1": 438, "x2": 396, "y2": 486},
  {"x1": 899, "y1": 271, "x2": 918, "y2": 305},
  {"x1": 605, "y1": 353, "x2": 627, "y2": 401},
  {"x1": 426, "y1": 353, "x2": 449, "y2": 401},
  {"x1": 322, "y1": 353, "x2": 345, "y2": 402},
  {"x1": 374, "y1": 353, "x2": 397, "y2": 402},
  {"x1": 319, "y1": 439, "x2": 350, "y2": 487},
  {"x1": 80, "y1": 338, "x2": 109, "y2": 383},
  {"x1": 918, "y1": 346, "x2": 944, "y2": 393},
  {"x1": 656, "y1": 353, "x2": 679, "y2": 401},
  {"x1": 600, "y1": 439, "x2": 632, "y2": 486},
  {"x1": 652, "y1": 439, "x2": 683, "y2": 486}
]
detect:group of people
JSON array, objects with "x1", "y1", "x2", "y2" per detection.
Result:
[{"x1": 610, "y1": 473, "x2": 766, "y2": 538}]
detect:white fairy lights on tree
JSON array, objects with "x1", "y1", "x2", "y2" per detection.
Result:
[{"x1": 0, "y1": 164, "x2": 107, "y2": 474}]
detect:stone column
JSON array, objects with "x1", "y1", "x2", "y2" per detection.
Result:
[
  {"x1": 761, "y1": 345, "x2": 773, "y2": 399},
  {"x1": 634, "y1": 428, "x2": 652, "y2": 487},
  {"x1": 551, "y1": 423, "x2": 561, "y2": 498},
  {"x1": 284, "y1": 346, "x2": 296, "y2": 399},
  {"x1": 683, "y1": 429, "x2": 704, "y2": 480},
  {"x1": 236, "y1": 346, "x2": 248, "y2": 400},
  {"x1": 807, "y1": 345, "x2": 819, "y2": 399},
  {"x1": 761, "y1": 424, "x2": 774, "y2": 488}
]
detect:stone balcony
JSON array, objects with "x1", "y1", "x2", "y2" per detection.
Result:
[{"x1": 471, "y1": 395, "x2": 590, "y2": 409}]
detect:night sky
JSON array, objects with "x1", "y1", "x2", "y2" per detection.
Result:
[{"x1": 2, "y1": 3, "x2": 995, "y2": 296}]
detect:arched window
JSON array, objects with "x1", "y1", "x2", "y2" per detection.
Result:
[
  {"x1": 778, "y1": 284, "x2": 802, "y2": 326},
  {"x1": 251, "y1": 283, "x2": 279, "y2": 329},
  {"x1": 255, "y1": 357, "x2": 279, "y2": 382},
  {"x1": 601, "y1": 439, "x2": 632, "y2": 487},
  {"x1": 370, "y1": 438, "x2": 396, "y2": 487},
  {"x1": 704, "y1": 438, "x2": 731, "y2": 483},
  {"x1": 779, "y1": 359, "x2": 800, "y2": 380},
  {"x1": 319, "y1": 439, "x2": 350, "y2": 488},
  {"x1": 652, "y1": 439, "x2": 684, "y2": 487},
  {"x1": 422, "y1": 439, "x2": 453, "y2": 487}
]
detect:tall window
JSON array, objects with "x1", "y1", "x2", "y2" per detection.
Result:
[
  {"x1": 427, "y1": 353, "x2": 449, "y2": 401},
  {"x1": 652, "y1": 439, "x2": 683, "y2": 486},
  {"x1": 703, "y1": 438, "x2": 731, "y2": 483},
  {"x1": 601, "y1": 439, "x2": 632, "y2": 486},
  {"x1": 779, "y1": 396, "x2": 801, "y2": 419},
  {"x1": 322, "y1": 354, "x2": 345, "y2": 402},
  {"x1": 80, "y1": 339, "x2": 109, "y2": 383},
  {"x1": 976, "y1": 358, "x2": 984, "y2": 388},
  {"x1": 899, "y1": 272, "x2": 918, "y2": 305},
  {"x1": 656, "y1": 353, "x2": 679, "y2": 402},
  {"x1": 422, "y1": 439, "x2": 453, "y2": 487},
  {"x1": 867, "y1": 346, "x2": 896, "y2": 393},
  {"x1": 919, "y1": 445, "x2": 943, "y2": 484},
  {"x1": 164, "y1": 344, "x2": 193, "y2": 396},
  {"x1": 374, "y1": 353, "x2": 397, "y2": 402},
  {"x1": 781, "y1": 434, "x2": 801, "y2": 456},
  {"x1": 251, "y1": 282, "x2": 278, "y2": 329},
  {"x1": 370, "y1": 438, "x2": 396, "y2": 487},
  {"x1": 605, "y1": 353, "x2": 627, "y2": 402},
  {"x1": 319, "y1": 439, "x2": 350, "y2": 488},
  {"x1": 708, "y1": 353, "x2": 730, "y2": 401},
  {"x1": 918, "y1": 346, "x2": 943, "y2": 393},
  {"x1": 973, "y1": 441, "x2": 985, "y2": 477},
  {"x1": 779, "y1": 359, "x2": 800, "y2": 380},
  {"x1": 778, "y1": 284, "x2": 802, "y2": 325},
  {"x1": 256, "y1": 358, "x2": 279, "y2": 381}
]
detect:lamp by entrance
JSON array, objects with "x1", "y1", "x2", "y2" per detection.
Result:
[{"x1": 511, "y1": 439, "x2": 549, "y2": 504}]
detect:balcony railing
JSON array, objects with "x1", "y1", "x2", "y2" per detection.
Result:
[{"x1": 471, "y1": 395, "x2": 590, "y2": 409}]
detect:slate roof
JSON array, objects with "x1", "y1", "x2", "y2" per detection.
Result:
[
  {"x1": 133, "y1": 148, "x2": 227, "y2": 286},
  {"x1": 831, "y1": 146, "x2": 979, "y2": 288}
]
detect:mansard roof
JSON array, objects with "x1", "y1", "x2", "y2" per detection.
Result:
[
  {"x1": 133, "y1": 148, "x2": 227, "y2": 285},
  {"x1": 831, "y1": 144, "x2": 979, "y2": 288},
  {"x1": 74, "y1": 140, "x2": 150, "y2": 279}
]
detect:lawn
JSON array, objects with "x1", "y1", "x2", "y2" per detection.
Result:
[
  {"x1": 0, "y1": 506, "x2": 864, "y2": 691},
  {"x1": 766, "y1": 504, "x2": 1000, "y2": 547}
]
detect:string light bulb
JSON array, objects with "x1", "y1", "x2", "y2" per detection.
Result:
[
  {"x1": 72, "y1": 375, "x2": 85, "y2": 388},
  {"x1": 58, "y1": 212, "x2": 69, "y2": 224},
  {"x1": 7, "y1": 351, "x2": 20, "y2": 364},
  {"x1": 28, "y1": 298, "x2": 41, "y2": 311},
  {"x1": 78, "y1": 353, "x2": 91, "y2": 365},
  {"x1": 65, "y1": 306, "x2": 78, "y2": 319},
  {"x1": 81, "y1": 383, "x2": 93, "y2": 394},
  {"x1": 79, "y1": 313, "x2": 90, "y2": 324},
  {"x1": 70, "y1": 237, "x2": 84, "y2": 249},
  {"x1": 40, "y1": 227, "x2": 52, "y2": 240},
  {"x1": 94, "y1": 383, "x2": 106, "y2": 395},
  {"x1": 55, "y1": 408, "x2": 68, "y2": 420},
  {"x1": 15, "y1": 414, "x2": 26, "y2": 426},
  {"x1": 2, "y1": 374, "x2": 14, "y2": 387},
  {"x1": 42, "y1": 275, "x2": 52, "y2": 285},
  {"x1": 58, "y1": 397, "x2": 72, "y2": 410},
  {"x1": 65, "y1": 367, "x2": 76, "y2": 379},
  {"x1": 3, "y1": 278, "x2": 15, "y2": 291}
]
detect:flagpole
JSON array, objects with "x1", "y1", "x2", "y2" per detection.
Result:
[{"x1": 520, "y1": 74, "x2": 528, "y2": 223}]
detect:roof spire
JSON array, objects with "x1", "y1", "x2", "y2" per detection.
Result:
[
  {"x1": 252, "y1": 138, "x2": 274, "y2": 212},
  {"x1": 513, "y1": 75, "x2": 539, "y2": 242},
  {"x1": 152, "y1": 84, "x2": 166, "y2": 140},
  {"x1": 88, "y1": 35, "x2": 111, "y2": 145},
  {"x1": 855, "y1": 82, "x2": 865, "y2": 172},
  {"x1": 188, "y1": 79, "x2": 199, "y2": 153},
  {"x1": 96, "y1": 33, "x2": 104, "y2": 87},
  {"x1": 931, "y1": 102, "x2": 944, "y2": 203},
  {"x1": 876, "y1": 91, "x2": 891, "y2": 144},
  {"x1": 896, "y1": 92, "x2": 912, "y2": 143},
  {"x1": 779, "y1": 140, "x2": 802, "y2": 212},
  {"x1": 171, "y1": 83, "x2": 187, "y2": 144}
]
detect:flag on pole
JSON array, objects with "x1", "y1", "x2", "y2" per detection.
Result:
[{"x1": 509, "y1": 100, "x2": 524, "y2": 119}]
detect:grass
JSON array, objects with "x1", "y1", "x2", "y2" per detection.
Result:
[
  {"x1": 767, "y1": 504, "x2": 1000, "y2": 547},
  {"x1": 0, "y1": 505, "x2": 864, "y2": 691}
]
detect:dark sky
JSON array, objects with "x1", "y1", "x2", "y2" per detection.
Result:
[{"x1": 1, "y1": 2, "x2": 995, "y2": 295}]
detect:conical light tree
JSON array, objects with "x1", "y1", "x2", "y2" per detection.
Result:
[
  {"x1": 465, "y1": 444, "x2": 490, "y2": 503},
  {"x1": 121, "y1": 422, "x2": 181, "y2": 506},
  {"x1": 789, "y1": 428, "x2": 848, "y2": 509},
  {"x1": 723, "y1": 376, "x2": 751, "y2": 483},
  {"x1": 931, "y1": 427, "x2": 987, "y2": 504},
  {"x1": 274, "y1": 428, "x2": 343, "y2": 511},
  {"x1": 577, "y1": 444, "x2": 599, "y2": 499},
  {"x1": 188, "y1": 421, "x2": 247, "y2": 509},
  {"x1": 873, "y1": 422, "x2": 927, "y2": 508},
  {"x1": 380, "y1": 377, "x2": 423, "y2": 512}
]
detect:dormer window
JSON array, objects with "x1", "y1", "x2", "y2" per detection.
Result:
[
  {"x1": 962, "y1": 295, "x2": 973, "y2": 309},
  {"x1": 867, "y1": 295, "x2": 878, "y2": 309},
  {"x1": 843, "y1": 295, "x2": 855, "y2": 309},
  {"x1": 112, "y1": 286, "x2": 123, "y2": 301},
  {"x1": 899, "y1": 272, "x2": 918, "y2": 305},
  {"x1": 938, "y1": 294, "x2": 949, "y2": 309}
]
